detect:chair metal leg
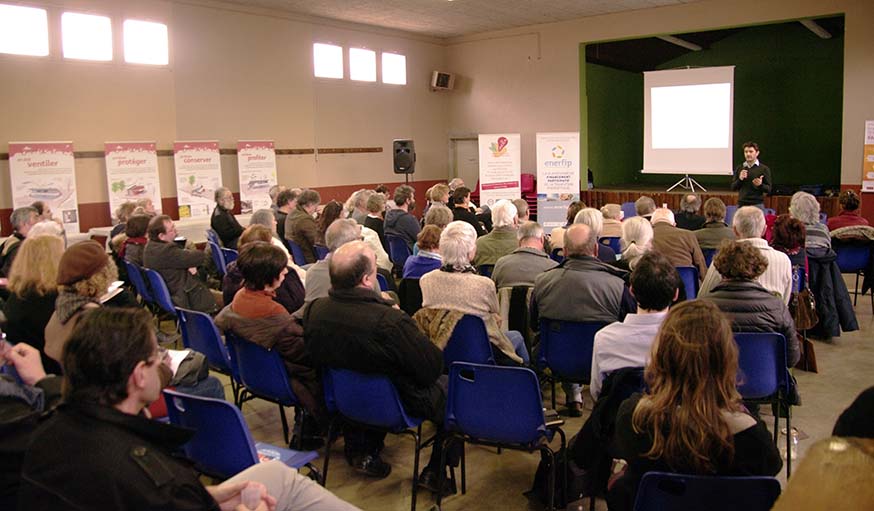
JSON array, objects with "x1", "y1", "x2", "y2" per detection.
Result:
[
  {"x1": 542, "y1": 446, "x2": 556, "y2": 511},
  {"x1": 409, "y1": 426, "x2": 422, "y2": 511},
  {"x1": 321, "y1": 419, "x2": 337, "y2": 486},
  {"x1": 786, "y1": 406, "x2": 792, "y2": 478},
  {"x1": 460, "y1": 440, "x2": 466, "y2": 494},
  {"x1": 278, "y1": 404, "x2": 290, "y2": 445},
  {"x1": 557, "y1": 428, "x2": 568, "y2": 511},
  {"x1": 854, "y1": 272, "x2": 860, "y2": 306},
  {"x1": 551, "y1": 378, "x2": 557, "y2": 411}
]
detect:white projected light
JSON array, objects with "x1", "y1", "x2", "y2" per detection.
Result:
[
  {"x1": 0, "y1": 4, "x2": 49, "y2": 56},
  {"x1": 313, "y1": 43, "x2": 343, "y2": 79},
  {"x1": 62, "y1": 12, "x2": 113, "y2": 61},
  {"x1": 124, "y1": 20, "x2": 169, "y2": 65},
  {"x1": 382, "y1": 52, "x2": 406, "y2": 85},
  {"x1": 350, "y1": 48, "x2": 376, "y2": 82},
  {"x1": 651, "y1": 83, "x2": 730, "y2": 149}
]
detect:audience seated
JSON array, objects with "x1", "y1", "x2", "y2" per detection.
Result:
[
  {"x1": 650, "y1": 208, "x2": 707, "y2": 280},
  {"x1": 450, "y1": 187, "x2": 487, "y2": 237},
  {"x1": 348, "y1": 189, "x2": 374, "y2": 225},
  {"x1": 634, "y1": 196, "x2": 656, "y2": 221},
  {"x1": 674, "y1": 193, "x2": 706, "y2": 230},
  {"x1": 550, "y1": 200, "x2": 585, "y2": 250},
  {"x1": 223, "y1": 225, "x2": 305, "y2": 313},
  {"x1": 303, "y1": 241, "x2": 457, "y2": 489},
  {"x1": 613, "y1": 216, "x2": 653, "y2": 272},
  {"x1": 250, "y1": 208, "x2": 306, "y2": 281},
  {"x1": 424, "y1": 204, "x2": 454, "y2": 230},
  {"x1": 0, "y1": 207, "x2": 38, "y2": 278},
  {"x1": 828, "y1": 190, "x2": 869, "y2": 231},
  {"x1": 19, "y1": 307, "x2": 358, "y2": 511},
  {"x1": 492, "y1": 221, "x2": 557, "y2": 288},
  {"x1": 599, "y1": 203, "x2": 623, "y2": 238},
  {"x1": 770, "y1": 214, "x2": 807, "y2": 269},
  {"x1": 364, "y1": 192, "x2": 388, "y2": 252},
  {"x1": 210, "y1": 187, "x2": 244, "y2": 249},
  {"x1": 2, "y1": 236, "x2": 65, "y2": 374},
  {"x1": 268, "y1": 184, "x2": 287, "y2": 214},
  {"x1": 609, "y1": 300, "x2": 782, "y2": 511},
  {"x1": 474, "y1": 199, "x2": 519, "y2": 267},
  {"x1": 284, "y1": 189, "x2": 322, "y2": 264},
  {"x1": 417, "y1": 221, "x2": 528, "y2": 365},
  {"x1": 109, "y1": 201, "x2": 136, "y2": 239},
  {"x1": 143, "y1": 215, "x2": 218, "y2": 313},
  {"x1": 423, "y1": 183, "x2": 450, "y2": 220},
  {"x1": 135, "y1": 197, "x2": 157, "y2": 216},
  {"x1": 590, "y1": 252, "x2": 678, "y2": 399},
  {"x1": 361, "y1": 221, "x2": 393, "y2": 274},
  {"x1": 701, "y1": 241, "x2": 800, "y2": 366},
  {"x1": 695, "y1": 197, "x2": 736, "y2": 250},
  {"x1": 531, "y1": 224, "x2": 634, "y2": 415},
  {"x1": 384, "y1": 185, "x2": 421, "y2": 249},
  {"x1": 273, "y1": 188, "x2": 299, "y2": 241},
  {"x1": 512, "y1": 198, "x2": 529, "y2": 222},
  {"x1": 699, "y1": 206, "x2": 792, "y2": 304},
  {"x1": 575, "y1": 208, "x2": 617, "y2": 262},
  {"x1": 403, "y1": 225, "x2": 442, "y2": 279},
  {"x1": 120, "y1": 215, "x2": 150, "y2": 267},
  {"x1": 790, "y1": 191, "x2": 831, "y2": 253},
  {"x1": 316, "y1": 200, "x2": 344, "y2": 246}
]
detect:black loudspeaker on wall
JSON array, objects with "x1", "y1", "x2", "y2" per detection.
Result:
[{"x1": 393, "y1": 139, "x2": 416, "y2": 174}]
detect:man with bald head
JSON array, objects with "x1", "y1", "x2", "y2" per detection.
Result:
[
  {"x1": 531, "y1": 224, "x2": 634, "y2": 416},
  {"x1": 303, "y1": 242, "x2": 457, "y2": 491}
]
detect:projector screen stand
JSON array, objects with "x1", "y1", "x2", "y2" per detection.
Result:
[{"x1": 666, "y1": 174, "x2": 707, "y2": 193}]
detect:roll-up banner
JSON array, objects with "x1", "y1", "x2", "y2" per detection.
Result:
[
  {"x1": 105, "y1": 142, "x2": 163, "y2": 220},
  {"x1": 8, "y1": 141, "x2": 80, "y2": 233},
  {"x1": 236, "y1": 140, "x2": 277, "y2": 214},
  {"x1": 174, "y1": 141, "x2": 222, "y2": 218},
  {"x1": 536, "y1": 132, "x2": 580, "y2": 234},
  {"x1": 478, "y1": 134, "x2": 521, "y2": 207}
]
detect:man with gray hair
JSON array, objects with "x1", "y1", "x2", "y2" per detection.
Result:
[
  {"x1": 474, "y1": 199, "x2": 518, "y2": 267},
  {"x1": 0, "y1": 206, "x2": 39, "y2": 277},
  {"x1": 531, "y1": 223, "x2": 633, "y2": 416},
  {"x1": 268, "y1": 184, "x2": 287, "y2": 210},
  {"x1": 491, "y1": 221, "x2": 558, "y2": 288},
  {"x1": 698, "y1": 205, "x2": 792, "y2": 303},
  {"x1": 285, "y1": 189, "x2": 321, "y2": 264},
  {"x1": 635, "y1": 196, "x2": 656, "y2": 221},
  {"x1": 274, "y1": 188, "x2": 298, "y2": 240},
  {"x1": 675, "y1": 194, "x2": 706, "y2": 231},
  {"x1": 512, "y1": 198, "x2": 529, "y2": 222},
  {"x1": 600, "y1": 203, "x2": 623, "y2": 237},
  {"x1": 650, "y1": 208, "x2": 707, "y2": 282},
  {"x1": 574, "y1": 208, "x2": 617, "y2": 263},
  {"x1": 210, "y1": 186, "x2": 244, "y2": 249}
]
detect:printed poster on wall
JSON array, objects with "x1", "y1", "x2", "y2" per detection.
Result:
[
  {"x1": 863, "y1": 120, "x2": 874, "y2": 192},
  {"x1": 536, "y1": 132, "x2": 580, "y2": 234},
  {"x1": 478, "y1": 133, "x2": 521, "y2": 207},
  {"x1": 8, "y1": 141, "x2": 80, "y2": 233},
  {"x1": 173, "y1": 141, "x2": 222, "y2": 218},
  {"x1": 104, "y1": 142, "x2": 162, "y2": 220},
  {"x1": 236, "y1": 140, "x2": 277, "y2": 214}
]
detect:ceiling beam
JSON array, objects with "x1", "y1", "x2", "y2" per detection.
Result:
[
  {"x1": 656, "y1": 35, "x2": 702, "y2": 52},
  {"x1": 800, "y1": 19, "x2": 832, "y2": 39}
]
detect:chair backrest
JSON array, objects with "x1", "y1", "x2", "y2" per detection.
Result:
[
  {"x1": 444, "y1": 315, "x2": 495, "y2": 367},
  {"x1": 446, "y1": 362, "x2": 547, "y2": 445},
  {"x1": 205, "y1": 229, "x2": 220, "y2": 246},
  {"x1": 621, "y1": 202, "x2": 637, "y2": 219},
  {"x1": 763, "y1": 208, "x2": 776, "y2": 216},
  {"x1": 819, "y1": 211, "x2": 828, "y2": 224},
  {"x1": 220, "y1": 247, "x2": 238, "y2": 265},
  {"x1": 314, "y1": 244, "x2": 329, "y2": 260},
  {"x1": 538, "y1": 319, "x2": 605, "y2": 383},
  {"x1": 324, "y1": 368, "x2": 419, "y2": 430},
  {"x1": 123, "y1": 260, "x2": 154, "y2": 304},
  {"x1": 834, "y1": 244, "x2": 871, "y2": 273},
  {"x1": 702, "y1": 248, "x2": 717, "y2": 268},
  {"x1": 285, "y1": 239, "x2": 309, "y2": 266},
  {"x1": 176, "y1": 307, "x2": 236, "y2": 378},
  {"x1": 600, "y1": 236, "x2": 621, "y2": 254},
  {"x1": 549, "y1": 247, "x2": 564, "y2": 263},
  {"x1": 398, "y1": 278, "x2": 423, "y2": 316},
  {"x1": 725, "y1": 205, "x2": 738, "y2": 227},
  {"x1": 477, "y1": 264, "x2": 494, "y2": 277},
  {"x1": 163, "y1": 389, "x2": 258, "y2": 479},
  {"x1": 676, "y1": 266, "x2": 699, "y2": 300},
  {"x1": 144, "y1": 268, "x2": 177, "y2": 316},
  {"x1": 376, "y1": 272, "x2": 389, "y2": 291},
  {"x1": 386, "y1": 235, "x2": 412, "y2": 266},
  {"x1": 225, "y1": 331, "x2": 298, "y2": 406},
  {"x1": 734, "y1": 332, "x2": 787, "y2": 400},
  {"x1": 633, "y1": 472, "x2": 781, "y2": 511},
  {"x1": 208, "y1": 240, "x2": 227, "y2": 276}
]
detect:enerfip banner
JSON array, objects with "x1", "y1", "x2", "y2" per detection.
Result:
[
  {"x1": 237, "y1": 140, "x2": 277, "y2": 214},
  {"x1": 536, "y1": 132, "x2": 580, "y2": 234},
  {"x1": 8, "y1": 141, "x2": 80, "y2": 233},
  {"x1": 173, "y1": 141, "x2": 222, "y2": 218},
  {"x1": 478, "y1": 134, "x2": 521, "y2": 207},
  {"x1": 105, "y1": 142, "x2": 162, "y2": 221}
]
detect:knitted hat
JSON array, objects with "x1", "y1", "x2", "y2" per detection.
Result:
[{"x1": 57, "y1": 241, "x2": 109, "y2": 286}]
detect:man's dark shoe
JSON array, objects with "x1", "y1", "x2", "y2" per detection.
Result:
[
  {"x1": 418, "y1": 467, "x2": 457, "y2": 496},
  {"x1": 565, "y1": 401, "x2": 583, "y2": 418},
  {"x1": 349, "y1": 454, "x2": 392, "y2": 479}
]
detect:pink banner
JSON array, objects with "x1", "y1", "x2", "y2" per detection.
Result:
[
  {"x1": 8, "y1": 142, "x2": 73, "y2": 157},
  {"x1": 106, "y1": 142, "x2": 155, "y2": 155},
  {"x1": 481, "y1": 181, "x2": 520, "y2": 190},
  {"x1": 237, "y1": 141, "x2": 275, "y2": 151},
  {"x1": 174, "y1": 141, "x2": 219, "y2": 152}
]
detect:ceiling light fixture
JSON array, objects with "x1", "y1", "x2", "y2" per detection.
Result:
[
  {"x1": 800, "y1": 19, "x2": 831, "y2": 39},
  {"x1": 657, "y1": 35, "x2": 703, "y2": 52}
]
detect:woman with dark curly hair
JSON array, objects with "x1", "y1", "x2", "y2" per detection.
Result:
[
  {"x1": 316, "y1": 200, "x2": 343, "y2": 246},
  {"x1": 700, "y1": 240, "x2": 800, "y2": 366},
  {"x1": 770, "y1": 214, "x2": 807, "y2": 269}
]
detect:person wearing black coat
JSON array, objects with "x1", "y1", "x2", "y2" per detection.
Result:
[
  {"x1": 210, "y1": 187, "x2": 244, "y2": 249},
  {"x1": 807, "y1": 248, "x2": 859, "y2": 339}
]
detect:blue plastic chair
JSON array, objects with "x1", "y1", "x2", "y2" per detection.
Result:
[
  {"x1": 208, "y1": 240, "x2": 227, "y2": 277},
  {"x1": 477, "y1": 264, "x2": 494, "y2": 277},
  {"x1": 386, "y1": 235, "x2": 412, "y2": 267},
  {"x1": 834, "y1": 243, "x2": 872, "y2": 312},
  {"x1": 322, "y1": 369, "x2": 427, "y2": 511},
  {"x1": 144, "y1": 268, "x2": 178, "y2": 319},
  {"x1": 550, "y1": 247, "x2": 564, "y2": 263},
  {"x1": 314, "y1": 245, "x2": 329, "y2": 260},
  {"x1": 676, "y1": 266, "x2": 699, "y2": 300},
  {"x1": 538, "y1": 320, "x2": 606, "y2": 410},
  {"x1": 733, "y1": 332, "x2": 792, "y2": 476},
  {"x1": 221, "y1": 247, "x2": 238, "y2": 265},
  {"x1": 225, "y1": 331, "x2": 301, "y2": 446},
  {"x1": 444, "y1": 315, "x2": 495, "y2": 368},
  {"x1": 702, "y1": 248, "x2": 717, "y2": 268},
  {"x1": 599, "y1": 236, "x2": 621, "y2": 254},
  {"x1": 819, "y1": 211, "x2": 828, "y2": 224},
  {"x1": 163, "y1": 390, "x2": 319, "y2": 481},
  {"x1": 764, "y1": 207, "x2": 776, "y2": 216},
  {"x1": 123, "y1": 260, "x2": 155, "y2": 307},
  {"x1": 285, "y1": 239, "x2": 309, "y2": 266},
  {"x1": 376, "y1": 272, "x2": 389, "y2": 291},
  {"x1": 621, "y1": 202, "x2": 637, "y2": 219},
  {"x1": 176, "y1": 307, "x2": 241, "y2": 404},
  {"x1": 205, "y1": 229, "x2": 220, "y2": 246},
  {"x1": 725, "y1": 205, "x2": 738, "y2": 227},
  {"x1": 437, "y1": 362, "x2": 568, "y2": 510},
  {"x1": 633, "y1": 472, "x2": 781, "y2": 511}
]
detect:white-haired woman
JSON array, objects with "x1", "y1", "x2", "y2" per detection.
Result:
[
  {"x1": 613, "y1": 216, "x2": 653, "y2": 271},
  {"x1": 789, "y1": 191, "x2": 830, "y2": 252},
  {"x1": 417, "y1": 221, "x2": 529, "y2": 365}
]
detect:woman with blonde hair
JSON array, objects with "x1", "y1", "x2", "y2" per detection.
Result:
[
  {"x1": 609, "y1": 300, "x2": 782, "y2": 510},
  {"x1": 613, "y1": 216, "x2": 653, "y2": 271},
  {"x1": 2, "y1": 235, "x2": 66, "y2": 373}
]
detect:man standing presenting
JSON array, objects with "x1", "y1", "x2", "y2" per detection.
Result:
[{"x1": 732, "y1": 141, "x2": 772, "y2": 208}]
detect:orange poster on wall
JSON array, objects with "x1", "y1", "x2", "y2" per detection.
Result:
[{"x1": 863, "y1": 120, "x2": 874, "y2": 192}]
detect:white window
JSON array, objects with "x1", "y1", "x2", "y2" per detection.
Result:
[
  {"x1": 381, "y1": 52, "x2": 406, "y2": 85},
  {"x1": 62, "y1": 12, "x2": 113, "y2": 61},
  {"x1": 313, "y1": 43, "x2": 343, "y2": 79},
  {"x1": 0, "y1": 4, "x2": 49, "y2": 56},
  {"x1": 349, "y1": 47, "x2": 376, "y2": 82},
  {"x1": 123, "y1": 19, "x2": 168, "y2": 65}
]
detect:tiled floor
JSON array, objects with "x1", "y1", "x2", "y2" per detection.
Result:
[{"x1": 211, "y1": 280, "x2": 874, "y2": 511}]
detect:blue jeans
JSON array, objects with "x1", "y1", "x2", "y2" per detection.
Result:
[{"x1": 505, "y1": 330, "x2": 530, "y2": 364}]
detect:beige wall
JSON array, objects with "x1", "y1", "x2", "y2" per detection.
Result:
[
  {"x1": 0, "y1": 0, "x2": 450, "y2": 208},
  {"x1": 445, "y1": 0, "x2": 874, "y2": 185}
]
